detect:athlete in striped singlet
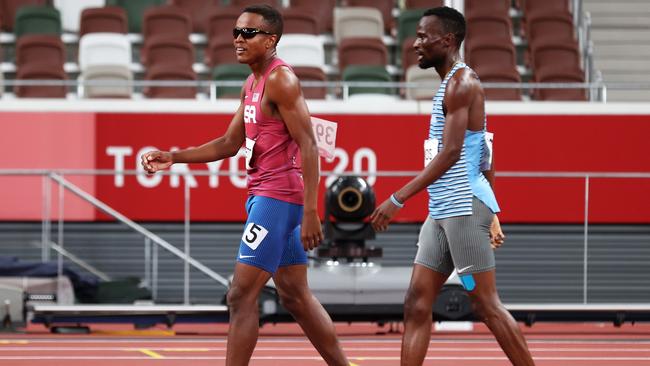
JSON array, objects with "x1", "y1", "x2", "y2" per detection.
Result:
[
  {"x1": 141, "y1": 5, "x2": 349, "y2": 366},
  {"x1": 370, "y1": 7, "x2": 536, "y2": 366}
]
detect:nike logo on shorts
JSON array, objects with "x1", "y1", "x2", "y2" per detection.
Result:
[
  {"x1": 239, "y1": 254, "x2": 255, "y2": 259},
  {"x1": 457, "y1": 265, "x2": 473, "y2": 274}
]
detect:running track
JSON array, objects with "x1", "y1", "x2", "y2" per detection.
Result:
[{"x1": 1, "y1": 322, "x2": 649, "y2": 365}]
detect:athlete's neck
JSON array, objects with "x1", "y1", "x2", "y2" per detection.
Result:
[
  {"x1": 249, "y1": 52, "x2": 277, "y2": 79},
  {"x1": 434, "y1": 53, "x2": 461, "y2": 80}
]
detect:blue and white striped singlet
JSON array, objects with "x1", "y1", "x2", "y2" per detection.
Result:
[{"x1": 427, "y1": 61, "x2": 500, "y2": 219}]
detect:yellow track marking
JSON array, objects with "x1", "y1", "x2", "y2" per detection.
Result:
[{"x1": 138, "y1": 349, "x2": 164, "y2": 359}]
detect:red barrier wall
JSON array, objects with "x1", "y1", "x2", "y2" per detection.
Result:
[{"x1": 2, "y1": 110, "x2": 649, "y2": 223}]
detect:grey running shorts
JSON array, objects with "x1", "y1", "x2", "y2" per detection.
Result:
[{"x1": 414, "y1": 197, "x2": 496, "y2": 275}]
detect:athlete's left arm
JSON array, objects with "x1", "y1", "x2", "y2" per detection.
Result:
[
  {"x1": 371, "y1": 71, "x2": 479, "y2": 231},
  {"x1": 266, "y1": 67, "x2": 324, "y2": 250}
]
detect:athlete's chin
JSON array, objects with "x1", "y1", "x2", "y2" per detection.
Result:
[{"x1": 418, "y1": 59, "x2": 434, "y2": 69}]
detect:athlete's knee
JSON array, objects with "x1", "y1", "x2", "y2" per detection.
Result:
[
  {"x1": 470, "y1": 294, "x2": 503, "y2": 323},
  {"x1": 226, "y1": 285, "x2": 257, "y2": 311},
  {"x1": 404, "y1": 286, "x2": 433, "y2": 321},
  {"x1": 278, "y1": 290, "x2": 310, "y2": 314}
]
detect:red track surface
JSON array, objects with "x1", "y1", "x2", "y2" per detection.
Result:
[{"x1": 1, "y1": 322, "x2": 649, "y2": 365}]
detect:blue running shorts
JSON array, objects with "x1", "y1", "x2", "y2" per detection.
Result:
[{"x1": 237, "y1": 195, "x2": 308, "y2": 274}]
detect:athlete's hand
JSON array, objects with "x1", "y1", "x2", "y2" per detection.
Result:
[
  {"x1": 490, "y1": 215, "x2": 505, "y2": 249},
  {"x1": 370, "y1": 198, "x2": 401, "y2": 232},
  {"x1": 141, "y1": 150, "x2": 173, "y2": 174},
  {"x1": 301, "y1": 210, "x2": 324, "y2": 250}
]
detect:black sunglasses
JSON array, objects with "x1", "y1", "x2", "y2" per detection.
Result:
[{"x1": 233, "y1": 27, "x2": 273, "y2": 39}]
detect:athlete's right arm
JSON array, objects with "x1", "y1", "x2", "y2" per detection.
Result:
[
  {"x1": 482, "y1": 147, "x2": 505, "y2": 248},
  {"x1": 141, "y1": 91, "x2": 246, "y2": 174}
]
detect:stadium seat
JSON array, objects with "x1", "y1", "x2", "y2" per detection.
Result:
[
  {"x1": 338, "y1": 37, "x2": 387, "y2": 72},
  {"x1": 78, "y1": 33, "x2": 131, "y2": 71},
  {"x1": 396, "y1": 8, "x2": 425, "y2": 51},
  {"x1": 346, "y1": 0, "x2": 394, "y2": 33},
  {"x1": 104, "y1": 0, "x2": 166, "y2": 33},
  {"x1": 465, "y1": 0, "x2": 510, "y2": 18},
  {"x1": 53, "y1": 0, "x2": 105, "y2": 33},
  {"x1": 523, "y1": 0, "x2": 570, "y2": 18},
  {"x1": 533, "y1": 66, "x2": 586, "y2": 101},
  {"x1": 466, "y1": 42, "x2": 517, "y2": 75},
  {"x1": 79, "y1": 7, "x2": 128, "y2": 36},
  {"x1": 276, "y1": 34, "x2": 324, "y2": 69},
  {"x1": 78, "y1": 33, "x2": 132, "y2": 98},
  {"x1": 526, "y1": 11, "x2": 576, "y2": 47},
  {"x1": 144, "y1": 64, "x2": 197, "y2": 98},
  {"x1": 404, "y1": 64, "x2": 441, "y2": 100},
  {"x1": 333, "y1": 7, "x2": 384, "y2": 44},
  {"x1": 16, "y1": 34, "x2": 65, "y2": 68},
  {"x1": 281, "y1": 7, "x2": 319, "y2": 35},
  {"x1": 474, "y1": 66, "x2": 522, "y2": 101},
  {"x1": 531, "y1": 41, "x2": 582, "y2": 74},
  {"x1": 465, "y1": 14, "x2": 513, "y2": 44},
  {"x1": 293, "y1": 66, "x2": 327, "y2": 99},
  {"x1": 342, "y1": 65, "x2": 393, "y2": 96},
  {"x1": 0, "y1": 0, "x2": 49, "y2": 31},
  {"x1": 81, "y1": 64, "x2": 133, "y2": 98},
  {"x1": 141, "y1": 36, "x2": 194, "y2": 68},
  {"x1": 170, "y1": 0, "x2": 214, "y2": 33},
  {"x1": 230, "y1": 0, "x2": 281, "y2": 8},
  {"x1": 404, "y1": 0, "x2": 443, "y2": 9},
  {"x1": 290, "y1": 0, "x2": 335, "y2": 33},
  {"x1": 205, "y1": 37, "x2": 237, "y2": 67},
  {"x1": 212, "y1": 63, "x2": 249, "y2": 99},
  {"x1": 142, "y1": 5, "x2": 192, "y2": 40},
  {"x1": 205, "y1": 6, "x2": 240, "y2": 42},
  {"x1": 15, "y1": 63, "x2": 67, "y2": 98},
  {"x1": 14, "y1": 6, "x2": 61, "y2": 38}
]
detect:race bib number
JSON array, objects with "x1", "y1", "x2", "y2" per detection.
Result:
[
  {"x1": 243, "y1": 105, "x2": 257, "y2": 124},
  {"x1": 424, "y1": 138, "x2": 439, "y2": 167},
  {"x1": 242, "y1": 222, "x2": 269, "y2": 250},
  {"x1": 480, "y1": 132, "x2": 494, "y2": 171},
  {"x1": 311, "y1": 117, "x2": 337, "y2": 160},
  {"x1": 244, "y1": 137, "x2": 256, "y2": 169}
]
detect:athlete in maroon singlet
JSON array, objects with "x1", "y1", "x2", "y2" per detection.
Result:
[
  {"x1": 243, "y1": 57, "x2": 304, "y2": 204},
  {"x1": 141, "y1": 5, "x2": 349, "y2": 366}
]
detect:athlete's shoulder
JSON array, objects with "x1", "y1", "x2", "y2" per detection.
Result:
[
  {"x1": 266, "y1": 64, "x2": 301, "y2": 101},
  {"x1": 446, "y1": 67, "x2": 482, "y2": 106},
  {"x1": 267, "y1": 64, "x2": 298, "y2": 85}
]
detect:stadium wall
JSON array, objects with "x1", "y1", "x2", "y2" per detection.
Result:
[{"x1": 1, "y1": 100, "x2": 649, "y2": 224}]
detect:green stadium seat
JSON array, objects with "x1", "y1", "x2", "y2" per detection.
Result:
[
  {"x1": 397, "y1": 9, "x2": 425, "y2": 51},
  {"x1": 14, "y1": 6, "x2": 61, "y2": 38},
  {"x1": 212, "y1": 63, "x2": 250, "y2": 99},
  {"x1": 105, "y1": 0, "x2": 166, "y2": 33},
  {"x1": 342, "y1": 65, "x2": 393, "y2": 96}
]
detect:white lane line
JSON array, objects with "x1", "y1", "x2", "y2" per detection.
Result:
[
  {"x1": 0, "y1": 346, "x2": 649, "y2": 352},
  {"x1": 3, "y1": 338, "x2": 650, "y2": 344},
  {"x1": 0, "y1": 356, "x2": 650, "y2": 361}
]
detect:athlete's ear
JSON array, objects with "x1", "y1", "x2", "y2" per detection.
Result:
[
  {"x1": 266, "y1": 34, "x2": 278, "y2": 49},
  {"x1": 443, "y1": 33, "x2": 454, "y2": 49}
]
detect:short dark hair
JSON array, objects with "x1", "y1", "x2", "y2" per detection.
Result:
[
  {"x1": 423, "y1": 6, "x2": 466, "y2": 48},
  {"x1": 242, "y1": 4, "x2": 283, "y2": 45}
]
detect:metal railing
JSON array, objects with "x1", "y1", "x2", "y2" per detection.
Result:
[
  {"x1": 1, "y1": 169, "x2": 649, "y2": 305},
  {"x1": 4, "y1": 170, "x2": 230, "y2": 305},
  {"x1": 0, "y1": 78, "x2": 626, "y2": 102}
]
